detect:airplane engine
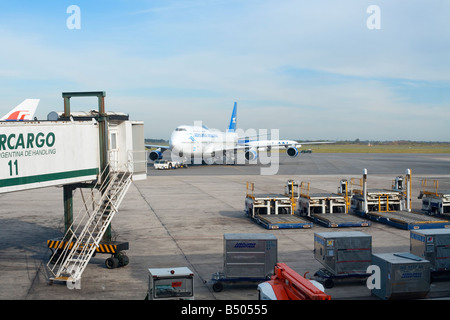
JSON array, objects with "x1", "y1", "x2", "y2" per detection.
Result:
[
  {"x1": 245, "y1": 149, "x2": 258, "y2": 161},
  {"x1": 286, "y1": 146, "x2": 299, "y2": 157},
  {"x1": 149, "y1": 148, "x2": 163, "y2": 161}
]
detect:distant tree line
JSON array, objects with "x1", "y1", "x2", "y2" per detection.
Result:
[
  {"x1": 145, "y1": 138, "x2": 449, "y2": 145},
  {"x1": 145, "y1": 138, "x2": 169, "y2": 144},
  {"x1": 297, "y1": 139, "x2": 450, "y2": 145}
]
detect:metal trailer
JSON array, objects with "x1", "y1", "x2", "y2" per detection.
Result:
[
  {"x1": 297, "y1": 181, "x2": 370, "y2": 228},
  {"x1": 245, "y1": 182, "x2": 312, "y2": 229},
  {"x1": 410, "y1": 229, "x2": 450, "y2": 278},
  {"x1": 313, "y1": 231, "x2": 372, "y2": 288},
  {"x1": 371, "y1": 252, "x2": 430, "y2": 300},
  {"x1": 356, "y1": 207, "x2": 450, "y2": 230},
  {"x1": 147, "y1": 267, "x2": 194, "y2": 300},
  {"x1": 211, "y1": 233, "x2": 277, "y2": 292},
  {"x1": 351, "y1": 169, "x2": 450, "y2": 230},
  {"x1": 419, "y1": 179, "x2": 450, "y2": 217}
]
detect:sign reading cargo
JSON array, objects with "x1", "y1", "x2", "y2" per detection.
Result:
[{"x1": 0, "y1": 121, "x2": 100, "y2": 193}]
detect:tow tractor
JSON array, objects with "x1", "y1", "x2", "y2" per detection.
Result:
[
  {"x1": 153, "y1": 159, "x2": 186, "y2": 169},
  {"x1": 258, "y1": 263, "x2": 331, "y2": 300},
  {"x1": 419, "y1": 179, "x2": 450, "y2": 217}
]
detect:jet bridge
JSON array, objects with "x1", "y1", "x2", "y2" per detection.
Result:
[
  {"x1": 1, "y1": 91, "x2": 147, "y2": 287},
  {"x1": 0, "y1": 92, "x2": 146, "y2": 193},
  {"x1": 0, "y1": 120, "x2": 100, "y2": 193}
]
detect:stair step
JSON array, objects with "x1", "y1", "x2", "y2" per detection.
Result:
[{"x1": 47, "y1": 169, "x2": 132, "y2": 282}]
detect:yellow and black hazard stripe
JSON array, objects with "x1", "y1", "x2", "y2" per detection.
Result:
[
  {"x1": 47, "y1": 240, "x2": 127, "y2": 254},
  {"x1": 97, "y1": 243, "x2": 117, "y2": 254},
  {"x1": 47, "y1": 240, "x2": 74, "y2": 250}
]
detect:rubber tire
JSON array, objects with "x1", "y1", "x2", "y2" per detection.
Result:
[
  {"x1": 118, "y1": 253, "x2": 129, "y2": 267},
  {"x1": 323, "y1": 279, "x2": 334, "y2": 289},
  {"x1": 105, "y1": 257, "x2": 119, "y2": 269},
  {"x1": 212, "y1": 282, "x2": 223, "y2": 292}
]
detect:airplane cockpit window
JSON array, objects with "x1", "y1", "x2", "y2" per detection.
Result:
[{"x1": 176, "y1": 128, "x2": 187, "y2": 131}]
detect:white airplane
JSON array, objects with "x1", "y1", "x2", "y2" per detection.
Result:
[
  {"x1": 146, "y1": 102, "x2": 332, "y2": 164},
  {"x1": 1, "y1": 99, "x2": 39, "y2": 121}
]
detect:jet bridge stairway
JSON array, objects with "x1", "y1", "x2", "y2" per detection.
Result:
[{"x1": 47, "y1": 165, "x2": 132, "y2": 285}]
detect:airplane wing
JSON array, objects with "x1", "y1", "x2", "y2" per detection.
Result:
[
  {"x1": 297, "y1": 141, "x2": 336, "y2": 145},
  {"x1": 237, "y1": 140, "x2": 335, "y2": 149},
  {"x1": 145, "y1": 144, "x2": 171, "y2": 152},
  {"x1": 1, "y1": 99, "x2": 39, "y2": 121}
]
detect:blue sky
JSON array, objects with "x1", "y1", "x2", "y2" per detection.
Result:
[{"x1": 0, "y1": 0, "x2": 449, "y2": 141}]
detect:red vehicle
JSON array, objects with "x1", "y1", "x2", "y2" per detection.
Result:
[{"x1": 258, "y1": 263, "x2": 331, "y2": 300}]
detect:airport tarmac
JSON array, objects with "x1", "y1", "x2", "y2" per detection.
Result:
[{"x1": 1, "y1": 153, "x2": 450, "y2": 300}]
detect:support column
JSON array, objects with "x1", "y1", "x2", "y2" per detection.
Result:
[
  {"x1": 363, "y1": 168, "x2": 368, "y2": 214},
  {"x1": 62, "y1": 91, "x2": 112, "y2": 242},
  {"x1": 63, "y1": 185, "x2": 75, "y2": 239}
]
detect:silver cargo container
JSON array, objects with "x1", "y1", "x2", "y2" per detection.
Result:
[
  {"x1": 410, "y1": 228, "x2": 450, "y2": 272},
  {"x1": 223, "y1": 233, "x2": 277, "y2": 279},
  {"x1": 314, "y1": 231, "x2": 372, "y2": 275},
  {"x1": 371, "y1": 252, "x2": 430, "y2": 300}
]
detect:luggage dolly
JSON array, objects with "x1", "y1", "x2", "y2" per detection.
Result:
[
  {"x1": 314, "y1": 268, "x2": 370, "y2": 289},
  {"x1": 47, "y1": 239, "x2": 130, "y2": 269}
]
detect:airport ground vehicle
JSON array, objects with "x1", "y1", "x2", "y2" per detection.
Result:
[
  {"x1": 419, "y1": 179, "x2": 450, "y2": 217},
  {"x1": 153, "y1": 159, "x2": 185, "y2": 169},
  {"x1": 257, "y1": 263, "x2": 330, "y2": 300}
]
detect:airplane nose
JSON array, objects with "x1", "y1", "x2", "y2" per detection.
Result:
[{"x1": 169, "y1": 131, "x2": 179, "y2": 149}]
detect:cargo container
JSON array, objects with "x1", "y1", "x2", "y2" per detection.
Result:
[
  {"x1": 147, "y1": 267, "x2": 194, "y2": 300},
  {"x1": 314, "y1": 231, "x2": 372, "y2": 288},
  {"x1": 211, "y1": 233, "x2": 277, "y2": 292},
  {"x1": 314, "y1": 231, "x2": 372, "y2": 274},
  {"x1": 371, "y1": 252, "x2": 430, "y2": 300},
  {"x1": 410, "y1": 229, "x2": 450, "y2": 273}
]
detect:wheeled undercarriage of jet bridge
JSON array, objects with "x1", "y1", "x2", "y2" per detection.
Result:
[{"x1": 0, "y1": 91, "x2": 147, "y2": 287}]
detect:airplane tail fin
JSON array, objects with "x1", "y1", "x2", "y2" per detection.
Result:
[
  {"x1": 1, "y1": 99, "x2": 40, "y2": 121},
  {"x1": 227, "y1": 102, "x2": 237, "y2": 132}
]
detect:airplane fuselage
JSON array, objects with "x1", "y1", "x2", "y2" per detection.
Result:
[
  {"x1": 145, "y1": 102, "x2": 329, "y2": 163},
  {"x1": 169, "y1": 125, "x2": 238, "y2": 158}
]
